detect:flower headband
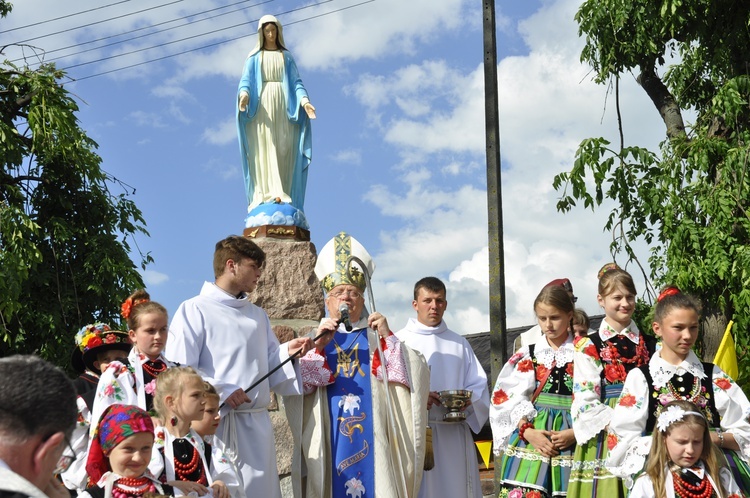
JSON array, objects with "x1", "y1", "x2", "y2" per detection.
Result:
[
  {"x1": 121, "y1": 296, "x2": 150, "y2": 319},
  {"x1": 657, "y1": 405, "x2": 705, "y2": 432},
  {"x1": 657, "y1": 286, "x2": 681, "y2": 302}
]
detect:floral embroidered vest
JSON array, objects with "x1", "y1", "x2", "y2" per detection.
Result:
[{"x1": 639, "y1": 362, "x2": 720, "y2": 433}]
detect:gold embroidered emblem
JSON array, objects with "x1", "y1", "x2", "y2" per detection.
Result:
[{"x1": 335, "y1": 342, "x2": 365, "y2": 378}]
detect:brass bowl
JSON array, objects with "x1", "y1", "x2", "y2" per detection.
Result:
[{"x1": 437, "y1": 389, "x2": 472, "y2": 422}]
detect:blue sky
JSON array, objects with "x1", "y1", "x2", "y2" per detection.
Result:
[{"x1": 3, "y1": 0, "x2": 666, "y2": 334}]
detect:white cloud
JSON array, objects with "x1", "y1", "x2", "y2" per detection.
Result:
[
  {"x1": 129, "y1": 110, "x2": 167, "y2": 128},
  {"x1": 142, "y1": 269, "x2": 169, "y2": 286},
  {"x1": 350, "y1": 0, "x2": 666, "y2": 334},
  {"x1": 202, "y1": 118, "x2": 236, "y2": 145},
  {"x1": 331, "y1": 149, "x2": 362, "y2": 165}
]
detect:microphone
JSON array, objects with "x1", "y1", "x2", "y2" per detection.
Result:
[{"x1": 338, "y1": 303, "x2": 353, "y2": 332}]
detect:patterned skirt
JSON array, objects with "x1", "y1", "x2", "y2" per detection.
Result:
[
  {"x1": 498, "y1": 393, "x2": 573, "y2": 498},
  {"x1": 567, "y1": 386, "x2": 626, "y2": 498}
]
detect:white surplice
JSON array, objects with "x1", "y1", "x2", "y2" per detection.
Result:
[
  {"x1": 167, "y1": 282, "x2": 302, "y2": 498},
  {"x1": 396, "y1": 318, "x2": 490, "y2": 498}
]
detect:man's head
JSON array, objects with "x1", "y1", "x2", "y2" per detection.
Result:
[
  {"x1": 213, "y1": 235, "x2": 266, "y2": 295},
  {"x1": 0, "y1": 355, "x2": 77, "y2": 489},
  {"x1": 315, "y1": 232, "x2": 374, "y2": 322},
  {"x1": 412, "y1": 277, "x2": 448, "y2": 327}
]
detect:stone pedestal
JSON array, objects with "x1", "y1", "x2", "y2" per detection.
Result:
[
  {"x1": 250, "y1": 238, "x2": 325, "y2": 321},
  {"x1": 246, "y1": 236, "x2": 324, "y2": 495}
]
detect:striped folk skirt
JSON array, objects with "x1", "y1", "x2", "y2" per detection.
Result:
[{"x1": 497, "y1": 393, "x2": 574, "y2": 498}]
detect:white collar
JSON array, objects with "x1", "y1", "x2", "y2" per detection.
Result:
[
  {"x1": 598, "y1": 319, "x2": 640, "y2": 344},
  {"x1": 403, "y1": 317, "x2": 448, "y2": 335},
  {"x1": 201, "y1": 281, "x2": 251, "y2": 308},
  {"x1": 534, "y1": 333, "x2": 575, "y2": 369},
  {"x1": 650, "y1": 350, "x2": 706, "y2": 388}
]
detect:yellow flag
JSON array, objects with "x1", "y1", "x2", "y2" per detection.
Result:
[
  {"x1": 714, "y1": 320, "x2": 739, "y2": 381},
  {"x1": 475, "y1": 440, "x2": 493, "y2": 469}
]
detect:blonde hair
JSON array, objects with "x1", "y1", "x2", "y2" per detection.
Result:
[
  {"x1": 598, "y1": 268, "x2": 637, "y2": 298},
  {"x1": 644, "y1": 400, "x2": 725, "y2": 498},
  {"x1": 152, "y1": 366, "x2": 202, "y2": 423}
]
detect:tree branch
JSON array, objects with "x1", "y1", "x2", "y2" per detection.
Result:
[{"x1": 637, "y1": 67, "x2": 687, "y2": 140}]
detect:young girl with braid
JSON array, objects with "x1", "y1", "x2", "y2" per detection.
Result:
[
  {"x1": 91, "y1": 290, "x2": 177, "y2": 427},
  {"x1": 568, "y1": 267, "x2": 658, "y2": 497},
  {"x1": 606, "y1": 287, "x2": 750, "y2": 490},
  {"x1": 629, "y1": 400, "x2": 744, "y2": 498},
  {"x1": 490, "y1": 284, "x2": 577, "y2": 497}
]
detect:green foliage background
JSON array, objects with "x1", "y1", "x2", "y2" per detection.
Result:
[
  {"x1": 553, "y1": 0, "x2": 750, "y2": 390},
  {"x1": 1, "y1": 2, "x2": 149, "y2": 370}
]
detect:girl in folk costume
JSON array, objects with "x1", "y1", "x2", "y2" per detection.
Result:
[
  {"x1": 190, "y1": 382, "x2": 244, "y2": 498},
  {"x1": 150, "y1": 366, "x2": 234, "y2": 498},
  {"x1": 568, "y1": 266, "x2": 658, "y2": 497},
  {"x1": 91, "y1": 290, "x2": 177, "y2": 428},
  {"x1": 629, "y1": 400, "x2": 745, "y2": 498},
  {"x1": 490, "y1": 284, "x2": 577, "y2": 497},
  {"x1": 81, "y1": 404, "x2": 174, "y2": 498},
  {"x1": 61, "y1": 324, "x2": 132, "y2": 493},
  {"x1": 606, "y1": 287, "x2": 750, "y2": 489}
]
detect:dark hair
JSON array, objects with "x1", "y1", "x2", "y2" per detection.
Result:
[
  {"x1": 123, "y1": 289, "x2": 168, "y2": 331},
  {"x1": 213, "y1": 236, "x2": 266, "y2": 278},
  {"x1": 0, "y1": 355, "x2": 77, "y2": 443},
  {"x1": 654, "y1": 287, "x2": 702, "y2": 324},
  {"x1": 413, "y1": 276, "x2": 446, "y2": 300},
  {"x1": 572, "y1": 308, "x2": 590, "y2": 329},
  {"x1": 534, "y1": 285, "x2": 575, "y2": 315}
]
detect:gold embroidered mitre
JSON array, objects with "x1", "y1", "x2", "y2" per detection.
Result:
[{"x1": 315, "y1": 231, "x2": 375, "y2": 292}]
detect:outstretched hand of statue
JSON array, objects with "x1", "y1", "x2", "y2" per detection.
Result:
[
  {"x1": 304, "y1": 102, "x2": 316, "y2": 119},
  {"x1": 238, "y1": 91, "x2": 250, "y2": 112}
]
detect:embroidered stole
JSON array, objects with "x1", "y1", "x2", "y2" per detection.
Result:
[{"x1": 325, "y1": 328, "x2": 375, "y2": 497}]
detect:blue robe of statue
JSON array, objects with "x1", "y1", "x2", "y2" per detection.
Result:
[{"x1": 236, "y1": 49, "x2": 312, "y2": 212}]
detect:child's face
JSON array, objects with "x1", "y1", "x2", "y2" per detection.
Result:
[
  {"x1": 665, "y1": 423, "x2": 703, "y2": 468},
  {"x1": 653, "y1": 308, "x2": 699, "y2": 361},
  {"x1": 128, "y1": 312, "x2": 168, "y2": 360},
  {"x1": 174, "y1": 375, "x2": 206, "y2": 423},
  {"x1": 597, "y1": 284, "x2": 635, "y2": 328},
  {"x1": 535, "y1": 303, "x2": 572, "y2": 344},
  {"x1": 94, "y1": 349, "x2": 128, "y2": 374},
  {"x1": 108, "y1": 432, "x2": 154, "y2": 478},
  {"x1": 192, "y1": 396, "x2": 220, "y2": 437}
]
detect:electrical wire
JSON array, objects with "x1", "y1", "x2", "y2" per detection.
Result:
[
  {"x1": 11, "y1": 0, "x2": 186, "y2": 45},
  {"x1": 0, "y1": 0, "x2": 131, "y2": 34},
  {"x1": 71, "y1": 0, "x2": 374, "y2": 82},
  {"x1": 11, "y1": 0, "x2": 275, "y2": 65}
]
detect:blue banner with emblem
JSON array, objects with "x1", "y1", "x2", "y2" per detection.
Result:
[{"x1": 325, "y1": 327, "x2": 374, "y2": 498}]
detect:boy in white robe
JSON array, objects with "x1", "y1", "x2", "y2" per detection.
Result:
[
  {"x1": 396, "y1": 276, "x2": 490, "y2": 498},
  {"x1": 166, "y1": 235, "x2": 314, "y2": 498}
]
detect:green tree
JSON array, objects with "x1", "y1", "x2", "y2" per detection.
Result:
[
  {"x1": 1, "y1": 2, "x2": 150, "y2": 369},
  {"x1": 553, "y1": 0, "x2": 750, "y2": 385}
]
